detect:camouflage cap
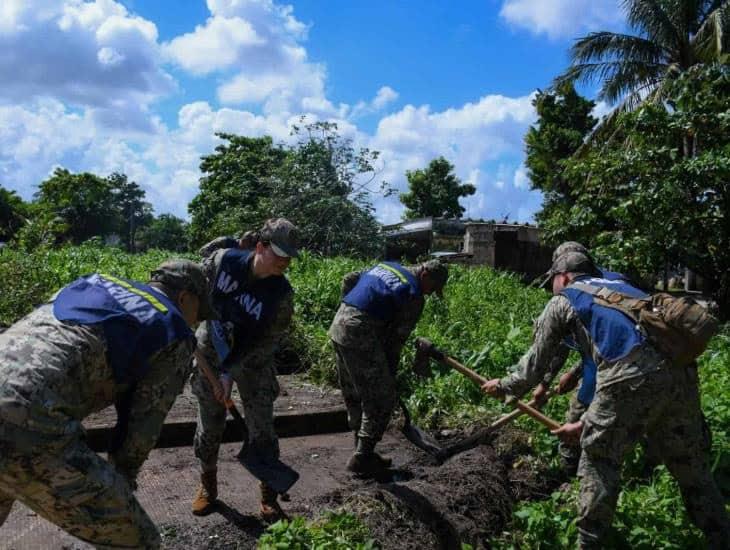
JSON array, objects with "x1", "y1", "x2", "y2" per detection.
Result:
[
  {"x1": 260, "y1": 218, "x2": 300, "y2": 258},
  {"x1": 421, "y1": 259, "x2": 449, "y2": 297},
  {"x1": 552, "y1": 241, "x2": 590, "y2": 262},
  {"x1": 150, "y1": 259, "x2": 217, "y2": 320},
  {"x1": 538, "y1": 251, "x2": 599, "y2": 288}
]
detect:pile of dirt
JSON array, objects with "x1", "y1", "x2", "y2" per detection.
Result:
[{"x1": 300, "y1": 425, "x2": 556, "y2": 549}]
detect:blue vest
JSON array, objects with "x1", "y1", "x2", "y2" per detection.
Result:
[
  {"x1": 53, "y1": 273, "x2": 193, "y2": 383},
  {"x1": 561, "y1": 276, "x2": 648, "y2": 365},
  {"x1": 343, "y1": 262, "x2": 421, "y2": 321},
  {"x1": 573, "y1": 268, "x2": 631, "y2": 404},
  {"x1": 210, "y1": 249, "x2": 292, "y2": 361}
]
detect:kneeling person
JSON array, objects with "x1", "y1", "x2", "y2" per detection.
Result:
[
  {"x1": 328, "y1": 260, "x2": 448, "y2": 475},
  {"x1": 0, "y1": 260, "x2": 214, "y2": 549}
]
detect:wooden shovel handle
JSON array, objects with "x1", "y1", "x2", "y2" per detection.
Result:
[
  {"x1": 435, "y1": 353, "x2": 562, "y2": 432},
  {"x1": 194, "y1": 350, "x2": 236, "y2": 410}
]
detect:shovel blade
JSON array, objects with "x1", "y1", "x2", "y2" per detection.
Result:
[
  {"x1": 237, "y1": 449, "x2": 300, "y2": 495},
  {"x1": 401, "y1": 424, "x2": 445, "y2": 460}
]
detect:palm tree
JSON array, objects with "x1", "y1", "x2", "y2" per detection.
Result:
[{"x1": 556, "y1": 0, "x2": 729, "y2": 111}]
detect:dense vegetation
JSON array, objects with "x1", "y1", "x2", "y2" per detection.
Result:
[{"x1": 1, "y1": 243, "x2": 726, "y2": 548}]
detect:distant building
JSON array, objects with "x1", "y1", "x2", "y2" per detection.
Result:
[{"x1": 383, "y1": 217, "x2": 552, "y2": 282}]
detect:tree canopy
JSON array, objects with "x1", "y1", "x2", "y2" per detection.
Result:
[
  {"x1": 188, "y1": 120, "x2": 386, "y2": 257},
  {"x1": 524, "y1": 83, "x2": 597, "y2": 226},
  {"x1": 541, "y1": 64, "x2": 730, "y2": 317},
  {"x1": 0, "y1": 187, "x2": 28, "y2": 242},
  {"x1": 399, "y1": 157, "x2": 476, "y2": 219},
  {"x1": 556, "y1": 0, "x2": 730, "y2": 110}
]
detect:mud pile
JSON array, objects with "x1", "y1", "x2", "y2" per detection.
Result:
[{"x1": 315, "y1": 426, "x2": 556, "y2": 549}]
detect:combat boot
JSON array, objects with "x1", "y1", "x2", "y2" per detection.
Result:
[
  {"x1": 346, "y1": 452, "x2": 392, "y2": 474},
  {"x1": 191, "y1": 470, "x2": 218, "y2": 516},
  {"x1": 346, "y1": 436, "x2": 392, "y2": 474},
  {"x1": 260, "y1": 482, "x2": 287, "y2": 523}
]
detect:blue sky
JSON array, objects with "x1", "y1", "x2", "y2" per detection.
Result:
[{"x1": 0, "y1": 0, "x2": 623, "y2": 223}]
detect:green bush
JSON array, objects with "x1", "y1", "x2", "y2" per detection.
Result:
[{"x1": 257, "y1": 512, "x2": 377, "y2": 550}]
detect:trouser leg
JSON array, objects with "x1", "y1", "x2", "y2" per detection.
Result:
[
  {"x1": 0, "y1": 438, "x2": 160, "y2": 549},
  {"x1": 650, "y1": 367, "x2": 730, "y2": 549},
  {"x1": 559, "y1": 394, "x2": 587, "y2": 477},
  {"x1": 577, "y1": 371, "x2": 667, "y2": 548},
  {"x1": 191, "y1": 366, "x2": 227, "y2": 473},
  {"x1": 235, "y1": 362, "x2": 280, "y2": 459},
  {"x1": 333, "y1": 342, "x2": 362, "y2": 434},
  {"x1": 0, "y1": 488, "x2": 13, "y2": 526}
]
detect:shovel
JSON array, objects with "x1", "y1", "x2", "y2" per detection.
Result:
[
  {"x1": 398, "y1": 397, "x2": 445, "y2": 459},
  {"x1": 195, "y1": 351, "x2": 299, "y2": 495},
  {"x1": 415, "y1": 338, "x2": 561, "y2": 431},
  {"x1": 436, "y1": 390, "x2": 554, "y2": 460}
]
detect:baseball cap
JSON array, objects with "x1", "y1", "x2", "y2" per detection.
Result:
[
  {"x1": 260, "y1": 218, "x2": 300, "y2": 258},
  {"x1": 538, "y1": 251, "x2": 598, "y2": 289},
  {"x1": 551, "y1": 241, "x2": 590, "y2": 262},
  {"x1": 150, "y1": 259, "x2": 217, "y2": 320},
  {"x1": 422, "y1": 259, "x2": 449, "y2": 297}
]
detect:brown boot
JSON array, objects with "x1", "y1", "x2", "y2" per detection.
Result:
[
  {"x1": 259, "y1": 482, "x2": 287, "y2": 524},
  {"x1": 191, "y1": 470, "x2": 218, "y2": 516}
]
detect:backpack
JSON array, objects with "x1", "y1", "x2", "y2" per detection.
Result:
[{"x1": 570, "y1": 282, "x2": 719, "y2": 367}]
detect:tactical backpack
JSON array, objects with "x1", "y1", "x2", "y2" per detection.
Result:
[{"x1": 570, "y1": 282, "x2": 719, "y2": 367}]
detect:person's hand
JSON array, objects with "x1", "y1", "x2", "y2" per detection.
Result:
[
  {"x1": 532, "y1": 383, "x2": 549, "y2": 407},
  {"x1": 558, "y1": 370, "x2": 580, "y2": 394},
  {"x1": 551, "y1": 421, "x2": 583, "y2": 445},
  {"x1": 481, "y1": 379, "x2": 504, "y2": 399}
]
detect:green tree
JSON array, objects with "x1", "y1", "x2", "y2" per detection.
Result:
[
  {"x1": 108, "y1": 173, "x2": 153, "y2": 252},
  {"x1": 0, "y1": 187, "x2": 28, "y2": 242},
  {"x1": 187, "y1": 120, "x2": 386, "y2": 257},
  {"x1": 137, "y1": 214, "x2": 189, "y2": 252},
  {"x1": 188, "y1": 135, "x2": 288, "y2": 246},
  {"x1": 545, "y1": 65, "x2": 730, "y2": 317},
  {"x1": 556, "y1": 0, "x2": 730, "y2": 111},
  {"x1": 399, "y1": 157, "x2": 476, "y2": 219},
  {"x1": 524, "y1": 84, "x2": 597, "y2": 226},
  {"x1": 34, "y1": 168, "x2": 117, "y2": 244}
]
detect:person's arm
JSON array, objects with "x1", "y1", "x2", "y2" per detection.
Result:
[
  {"x1": 496, "y1": 295, "x2": 575, "y2": 402},
  {"x1": 384, "y1": 295, "x2": 424, "y2": 371},
  {"x1": 108, "y1": 337, "x2": 195, "y2": 484}
]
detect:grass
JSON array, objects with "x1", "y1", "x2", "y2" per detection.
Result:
[{"x1": 1, "y1": 242, "x2": 727, "y2": 548}]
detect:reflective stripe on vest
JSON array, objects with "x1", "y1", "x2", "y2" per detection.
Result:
[
  {"x1": 561, "y1": 277, "x2": 648, "y2": 363},
  {"x1": 343, "y1": 262, "x2": 421, "y2": 321},
  {"x1": 53, "y1": 274, "x2": 193, "y2": 382}
]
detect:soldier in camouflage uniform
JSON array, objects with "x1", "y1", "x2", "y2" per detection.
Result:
[
  {"x1": 191, "y1": 219, "x2": 297, "y2": 521},
  {"x1": 0, "y1": 260, "x2": 214, "y2": 549},
  {"x1": 328, "y1": 260, "x2": 448, "y2": 475},
  {"x1": 530, "y1": 241, "x2": 635, "y2": 476},
  {"x1": 482, "y1": 251, "x2": 729, "y2": 549}
]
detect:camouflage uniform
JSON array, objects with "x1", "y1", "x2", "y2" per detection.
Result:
[
  {"x1": 328, "y1": 269, "x2": 424, "y2": 445},
  {"x1": 198, "y1": 236, "x2": 240, "y2": 258},
  {"x1": 192, "y1": 248, "x2": 293, "y2": 472},
  {"x1": 499, "y1": 295, "x2": 729, "y2": 548},
  {"x1": 0, "y1": 304, "x2": 194, "y2": 549}
]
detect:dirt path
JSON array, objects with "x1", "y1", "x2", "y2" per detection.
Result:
[{"x1": 3, "y1": 425, "x2": 557, "y2": 550}]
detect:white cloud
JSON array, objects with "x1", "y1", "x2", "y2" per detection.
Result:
[
  {"x1": 372, "y1": 86, "x2": 399, "y2": 110},
  {"x1": 0, "y1": 1, "x2": 547, "y2": 226},
  {"x1": 162, "y1": 16, "x2": 264, "y2": 75},
  {"x1": 513, "y1": 164, "x2": 530, "y2": 189},
  {"x1": 500, "y1": 0, "x2": 622, "y2": 40},
  {"x1": 0, "y1": 0, "x2": 173, "y2": 131},
  {"x1": 163, "y1": 0, "x2": 324, "y2": 116}
]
